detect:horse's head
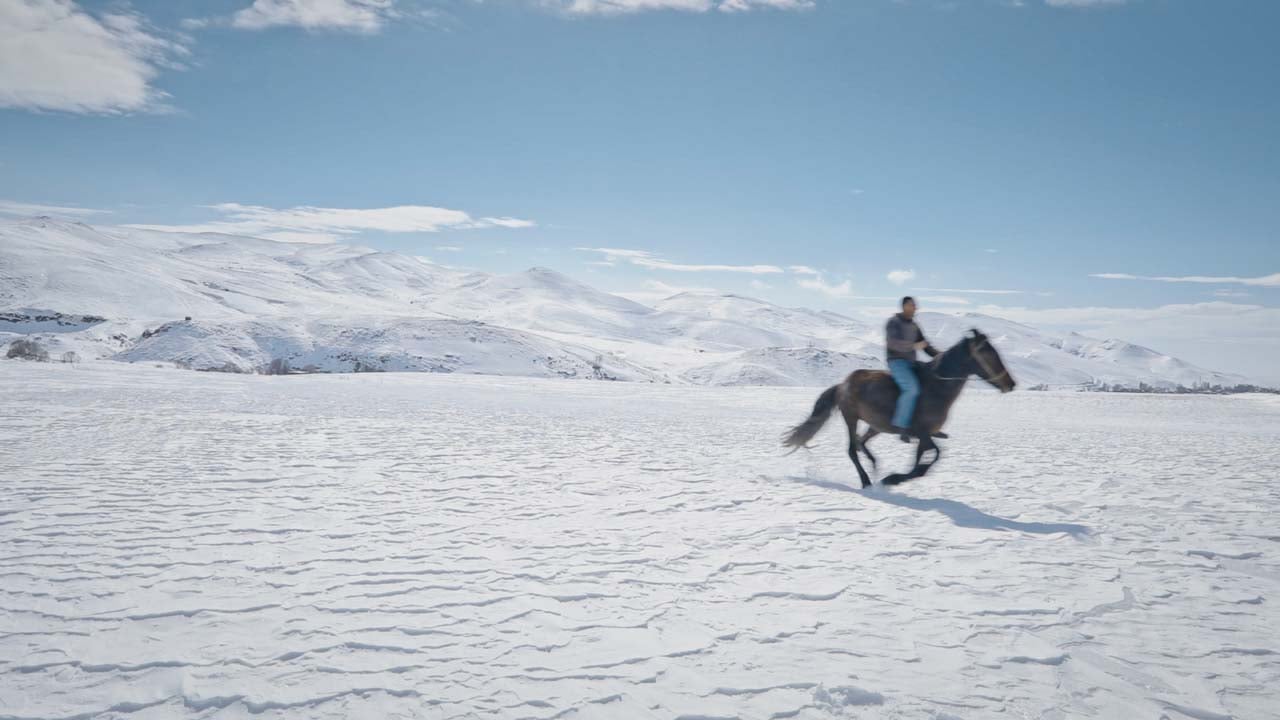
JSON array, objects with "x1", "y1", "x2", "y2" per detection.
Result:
[{"x1": 967, "y1": 329, "x2": 1016, "y2": 393}]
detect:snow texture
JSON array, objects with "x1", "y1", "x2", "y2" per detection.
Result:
[
  {"x1": 0, "y1": 216, "x2": 1251, "y2": 388},
  {"x1": 2, "y1": 361, "x2": 1276, "y2": 719}
]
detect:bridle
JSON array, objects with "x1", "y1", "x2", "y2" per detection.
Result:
[{"x1": 934, "y1": 336, "x2": 1011, "y2": 384}]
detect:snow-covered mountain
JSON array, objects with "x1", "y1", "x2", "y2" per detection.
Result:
[{"x1": 0, "y1": 216, "x2": 1250, "y2": 388}]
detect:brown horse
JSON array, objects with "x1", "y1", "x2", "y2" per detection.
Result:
[{"x1": 783, "y1": 329, "x2": 1016, "y2": 487}]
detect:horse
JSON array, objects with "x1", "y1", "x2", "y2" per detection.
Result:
[{"x1": 782, "y1": 329, "x2": 1016, "y2": 487}]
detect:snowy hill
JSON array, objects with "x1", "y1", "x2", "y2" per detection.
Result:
[
  {"x1": 682, "y1": 346, "x2": 886, "y2": 387},
  {"x1": 115, "y1": 316, "x2": 662, "y2": 380},
  {"x1": 0, "y1": 216, "x2": 1250, "y2": 388},
  {"x1": 423, "y1": 266, "x2": 656, "y2": 340},
  {"x1": 918, "y1": 312, "x2": 1245, "y2": 389}
]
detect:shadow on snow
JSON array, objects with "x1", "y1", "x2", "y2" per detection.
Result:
[{"x1": 782, "y1": 475, "x2": 1091, "y2": 537}]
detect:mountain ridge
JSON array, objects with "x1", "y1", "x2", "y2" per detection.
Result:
[{"x1": 0, "y1": 217, "x2": 1252, "y2": 389}]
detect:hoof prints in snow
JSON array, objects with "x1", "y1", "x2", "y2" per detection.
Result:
[{"x1": 1, "y1": 362, "x2": 1277, "y2": 719}]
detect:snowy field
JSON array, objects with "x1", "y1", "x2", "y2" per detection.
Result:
[{"x1": 2, "y1": 363, "x2": 1278, "y2": 720}]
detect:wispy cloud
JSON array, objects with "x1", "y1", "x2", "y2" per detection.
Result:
[
  {"x1": 544, "y1": 0, "x2": 814, "y2": 15},
  {"x1": 787, "y1": 264, "x2": 855, "y2": 298},
  {"x1": 911, "y1": 286, "x2": 1023, "y2": 295},
  {"x1": 887, "y1": 269, "x2": 915, "y2": 286},
  {"x1": 798, "y1": 274, "x2": 853, "y2": 298},
  {"x1": 211, "y1": 0, "x2": 400, "y2": 33},
  {"x1": 1091, "y1": 272, "x2": 1280, "y2": 288},
  {"x1": 0, "y1": 0, "x2": 186, "y2": 114},
  {"x1": 921, "y1": 295, "x2": 970, "y2": 305},
  {"x1": 434, "y1": 245, "x2": 463, "y2": 252},
  {"x1": 1045, "y1": 0, "x2": 1131, "y2": 7},
  {"x1": 718, "y1": 0, "x2": 815, "y2": 12},
  {"x1": 127, "y1": 203, "x2": 536, "y2": 243},
  {"x1": 0, "y1": 200, "x2": 108, "y2": 217},
  {"x1": 578, "y1": 247, "x2": 784, "y2": 274}
]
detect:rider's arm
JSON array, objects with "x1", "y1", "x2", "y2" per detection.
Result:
[{"x1": 918, "y1": 327, "x2": 941, "y2": 357}]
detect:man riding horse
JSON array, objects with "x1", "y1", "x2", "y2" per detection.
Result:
[
  {"x1": 886, "y1": 296, "x2": 944, "y2": 443},
  {"x1": 782, "y1": 304, "x2": 1016, "y2": 487}
]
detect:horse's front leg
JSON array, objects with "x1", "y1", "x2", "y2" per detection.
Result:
[{"x1": 882, "y1": 437, "x2": 941, "y2": 486}]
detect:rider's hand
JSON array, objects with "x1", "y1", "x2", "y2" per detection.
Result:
[{"x1": 914, "y1": 341, "x2": 927, "y2": 350}]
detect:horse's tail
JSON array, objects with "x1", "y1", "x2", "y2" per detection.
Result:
[{"x1": 782, "y1": 384, "x2": 840, "y2": 452}]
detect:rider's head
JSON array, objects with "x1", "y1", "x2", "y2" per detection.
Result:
[{"x1": 901, "y1": 296, "x2": 916, "y2": 319}]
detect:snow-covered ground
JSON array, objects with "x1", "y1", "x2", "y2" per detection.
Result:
[{"x1": 2, "y1": 362, "x2": 1277, "y2": 719}]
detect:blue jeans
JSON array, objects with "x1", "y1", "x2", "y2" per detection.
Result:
[{"x1": 889, "y1": 359, "x2": 920, "y2": 428}]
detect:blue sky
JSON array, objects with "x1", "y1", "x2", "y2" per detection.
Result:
[{"x1": 1, "y1": 0, "x2": 1278, "y2": 381}]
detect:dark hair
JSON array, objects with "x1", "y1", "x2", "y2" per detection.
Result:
[{"x1": 901, "y1": 296, "x2": 915, "y2": 307}]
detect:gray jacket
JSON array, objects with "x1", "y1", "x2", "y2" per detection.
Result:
[{"x1": 886, "y1": 313, "x2": 940, "y2": 363}]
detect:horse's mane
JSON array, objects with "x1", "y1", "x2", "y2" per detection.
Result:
[{"x1": 927, "y1": 337, "x2": 971, "y2": 380}]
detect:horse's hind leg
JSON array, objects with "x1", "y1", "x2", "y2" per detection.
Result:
[
  {"x1": 841, "y1": 408, "x2": 872, "y2": 488},
  {"x1": 859, "y1": 429, "x2": 880, "y2": 471}
]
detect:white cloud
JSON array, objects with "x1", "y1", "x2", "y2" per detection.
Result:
[
  {"x1": 481, "y1": 217, "x2": 537, "y2": 229},
  {"x1": 546, "y1": 0, "x2": 812, "y2": 15},
  {"x1": 0, "y1": 199, "x2": 107, "y2": 217},
  {"x1": 920, "y1": 295, "x2": 970, "y2": 305},
  {"x1": 578, "y1": 247, "x2": 784, "y2": 274},
  {"x1": 750, "y1": 279, "x2": 772, "y2": 290},
  {"x1": 126, "y1": 202, "x2": 536, "y2": 243},
  {"x1": 788, "y1": 264, "x2": 854, "y2": 298},
  {"x1": 912, "y1": 286, "x2": 1024, "y2": 295},
  {"x1": 434, "y1": 245, "x2": 463, "y2": 252},
  {"x1": 1045, "y1": 0, "x2": 1130, "y2": 7},
  {"x1": 798, "y1": 274, "x2": 853, "y2": 298},
  {"x1": 886, "y1": 269, "x2": 915, "y2": 286},
  {"x1": 1091, "y1": 272, "x2": 1280, "y2": 288},
  {"x1": 718, "y1": 0, "x2": 814, "y2": 12},
  {"x1": 228, "y1": 0, "x2": 399, "y2": 32},
  {"x1": 0, "y1": 0, "x2": 186, "y2": 114}
]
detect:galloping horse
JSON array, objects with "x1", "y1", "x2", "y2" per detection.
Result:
[{"x1": 783, "y1": 329, "x2": 1016, "y2": 487}]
